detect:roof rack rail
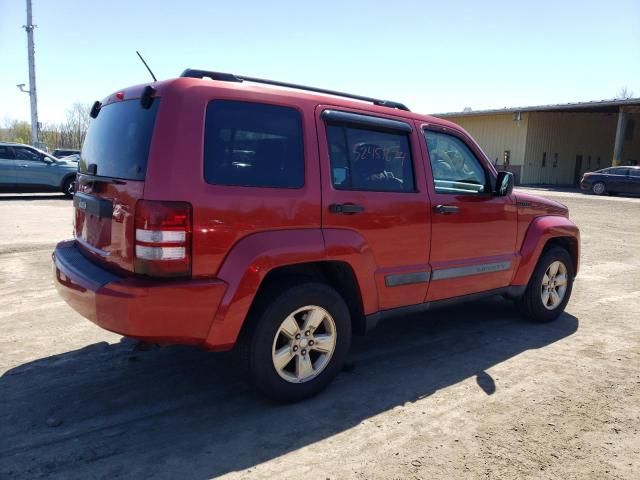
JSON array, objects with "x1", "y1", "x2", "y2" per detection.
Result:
[{"x1": 180, "y1": 68, "x2": 410, "y2": 111}]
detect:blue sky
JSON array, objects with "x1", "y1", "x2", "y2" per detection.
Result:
[{"x1": 1, "y1": 0, "x2": 639, "y2": 123}]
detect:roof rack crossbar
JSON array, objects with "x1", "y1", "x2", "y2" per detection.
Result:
[{"x1": 180, "y1": 68, "x2": 410, "y2": 111}]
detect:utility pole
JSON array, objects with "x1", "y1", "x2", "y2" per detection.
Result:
[{"x1": 23, "y1": 0, "x2": 39, "y2": 146}]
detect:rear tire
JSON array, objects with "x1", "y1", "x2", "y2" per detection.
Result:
[
  {"x1": 238, "y1": 282, "x2": 352, "y2": 402},
  {"x1": 518, "y1": 246, "x2": 574, "y2": 323},
  {"x1": 62, "y1": 177, "x2": 75, "y2": 198},
  {"x1": 591, "y1": 181, "x2": 606, "y2": 195}
]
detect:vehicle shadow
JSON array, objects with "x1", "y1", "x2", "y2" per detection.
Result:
[
  {"x1": 0, "y1": 193, "x2": 69, "y2": 201},
  {"x1": 0, "y1": 297, "x2": 578, "y2": 479}
]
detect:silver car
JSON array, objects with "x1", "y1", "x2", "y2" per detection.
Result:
[{"x1": 0, "y1": 142, "x2": 78, "y2": 197}]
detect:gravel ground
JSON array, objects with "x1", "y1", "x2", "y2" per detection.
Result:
[{"x1": 0, "y1": 189, "x2": 638, "y2": 479}]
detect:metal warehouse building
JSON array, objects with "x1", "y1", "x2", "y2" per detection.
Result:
[{"x1": 438, "y1": 98, "x2": 640, "y2": 185}]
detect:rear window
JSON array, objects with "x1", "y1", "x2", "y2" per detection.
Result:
[
  {"x1": 79, "y1": 99, "x2": 159, "y2": 180},
  {"x1": 204, "y1": 100, "x2": 304, "y2": 188}
]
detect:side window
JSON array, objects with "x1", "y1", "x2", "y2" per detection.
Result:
[
  {"x1": 203, "y1": 100, "x2": 304, "y2": 188},
  {"x1": 0, "y1": 146, "x2": 16, "y2": 160},
  {"x1": 325, "y1": 123, "x2": 414, "y2": 192},
  {"x1": 630, "y1": 169, "x2": 640, "y2": 178},
  {"x1": 14, "y1": 147, "x2": 41, "y2": 162},
  {"x1": 424, "y1": 130, "x2": 487, "y2": 194}
]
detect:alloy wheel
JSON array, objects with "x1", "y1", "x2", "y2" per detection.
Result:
[
  {"x1": 592, "y1": 182, "x2": 605, "y2": 195},
  {"x1": 271, "y1": 305, "x2": 337, "y2": 383},
  {"x1": 540, "y1": 260, "x2": 568, "y2": 310}
]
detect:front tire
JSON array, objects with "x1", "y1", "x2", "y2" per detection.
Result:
[
  {"x1": 239, "y1": 282, "x2": 352, "y2": 402},
  {"x1": 591, "y1": 181, "x2": 606, "y2": 195},
  {"x1": 518, "y1": 246, "x2": 574, "y2": 323},
  {"x1": 62, "y1": 177, "x2": 75, "y2": 198}
]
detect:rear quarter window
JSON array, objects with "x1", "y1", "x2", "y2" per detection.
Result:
[{"x1": 204, "y1": 100, "x2": 304, "y2": 188}]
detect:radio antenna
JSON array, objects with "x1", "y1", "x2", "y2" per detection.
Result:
[{"x1": 136, "y1": 51, "x2": 157, "y2": 82}]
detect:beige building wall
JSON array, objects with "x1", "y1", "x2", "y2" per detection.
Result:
[
  {"x1": 523, "y1": 112, "x2": 618, "y2": 184},
  {"x1": 444, "y1": 113, "x2": 529, "y2": 182},
  {"x1": 443, "y1": 109, "x2": 631, "y2": 184}
]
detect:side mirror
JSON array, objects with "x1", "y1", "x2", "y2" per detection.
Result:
[
  {"x1": 42, "y1": 156, "x2": 54, "y2": 164},
  {"x1": 495, "y1": 171, "x2": 514, "y2": 196}
]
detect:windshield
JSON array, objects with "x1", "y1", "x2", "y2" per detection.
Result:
[{"x1": 79, "y1": 99, "x2": 159, "y2": 180}]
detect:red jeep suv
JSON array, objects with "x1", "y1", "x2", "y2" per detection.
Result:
[{"x1": 53, "y1": 70, "x2": 580, "y2": 401}]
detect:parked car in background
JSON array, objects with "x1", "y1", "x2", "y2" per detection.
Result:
[
  {"x1": 52, "y1": 70, "x2": 580, "y2": 401},
  {"x1": 0, "y1": 142, "x2": 77, "y2": 197},
  {"x1": 52, "y1": 148, "x2": 80, "y2": 158},
  {"x1": 60, "y1": 153, "x2": 80, "y2": 163},
  {"x1": 580, "y1": 166, "x2": 640, "y2": 195}
]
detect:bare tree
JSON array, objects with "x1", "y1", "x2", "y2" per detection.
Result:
[
  {"x1": 6, "y1": 102, "x2": 94, "y2": 150},
  {"x1": 617, "y1": 86, "x2": 634, "y2": 99},
  {"x1": 64, "y1": 102, "x2": 92, "y2": 148}
]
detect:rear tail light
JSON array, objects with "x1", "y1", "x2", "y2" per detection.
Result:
[{"x1": 134, "y1": 200, "x2": 192, "y2": 277}]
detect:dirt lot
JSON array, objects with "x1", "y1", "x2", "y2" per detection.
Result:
[{"x1": 0, "y1": 189, "x2": 638, "y2": 480}]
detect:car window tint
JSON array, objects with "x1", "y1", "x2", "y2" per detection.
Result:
[
  {"x1": 325, "y1": 122, "x2": 414, "y2": 192},
  {"x1": 55, "y1": 150, "x2": 76, "y2": 157},
  {"x1": 204, "y1": 101, "x2": 304, "y2": 188},
  {"x1": 0, "y1": 146, "x2": 15, "y2": 159},
  {"x1": 80, "y1": 99, "x2": 159, "y2": 180},
  {"x1": 424, "y1": 130, "x2": 487, "y2": 194},
  {"x1": 14, "y1": 147, "x2": 41, "y2": 161},
  {"x1": 612, "y1": 168, "x2": 630, "y2": 175},
  {"x1": 630, "y1": 169, "x2": 640, "y2": 177}
]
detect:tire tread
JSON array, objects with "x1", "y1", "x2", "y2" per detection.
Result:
[
  {"x1": 236, "y1": 280, "x2": 351, "y2": 402},
  {"x1": 518, "y1": 246, "x2": 574, "y2": 323}
]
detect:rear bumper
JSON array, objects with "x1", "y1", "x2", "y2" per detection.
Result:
[{"x1": 53, "y1": 240, "x2": 227, "y2": 346}]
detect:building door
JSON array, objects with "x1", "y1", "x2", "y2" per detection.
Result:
[{"x1": 574, "y1": 155, "x2": 583, "y2": 184}]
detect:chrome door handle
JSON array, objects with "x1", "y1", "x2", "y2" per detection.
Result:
[{"x1": 433, "y1": 204, "x2": 459, "y2": 214}]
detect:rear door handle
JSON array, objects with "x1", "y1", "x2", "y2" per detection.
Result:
[
  {"x1": 329, "y1": 203, "x2": 365, "y2": 214},
  {"x1": 433, "y1": 204, "x2": 459, "y2": 215}
]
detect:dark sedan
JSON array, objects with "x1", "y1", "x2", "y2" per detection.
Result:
[{"x1": 580, "y1": 166, "x2": 640, "y2": 195}]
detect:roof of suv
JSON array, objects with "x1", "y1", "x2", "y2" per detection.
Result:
[{"x1": 105, "y1": 71, "x2": 461, "y2": 132}]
